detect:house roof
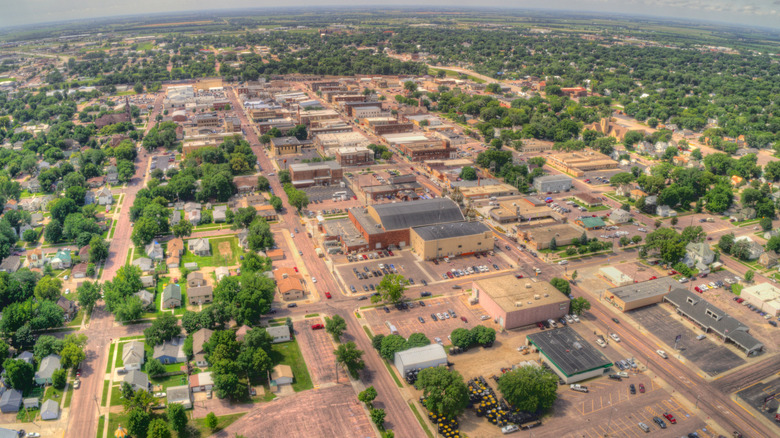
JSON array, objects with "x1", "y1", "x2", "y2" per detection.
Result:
[
  {"x1": 412, "y1": 221, "x2": 489, "y2": 241},
  {"x1": 123, "y1": 370, "x2": 149, "y2": 389},
  {"x1": 72, "y1": 262, "x2": 88, "y2": 275},
  {"x1": 579, "y1": 216, "x2": 605, "y2": 228},
  {"x1": 162, "y1": 284, "x2": 181, "y2": 303},
  {"x1": 0, "y1": 389, "x2": 22, "y2": 408},
  {"x1": 41, "y1": 399, "x2": 59, "y2": 417},
  {"x1": 56, "y1": 296, "x2": 76, "y2": 312},
  {"x1": 189, "y1": 238, "x2": 209, "y2": 251},
  {"x1": 370, "y1": 198, "x2": 464, "y2": 231},
  {"x1": 187, "y1": 272, "x2": 204, "y2": 283},
  {"x1": 271, "y1": 364, "x2": 294, "y2": 380},
  {"x1": 190, "y1": 371, "x2": 214, "y2": 388},
  {"x1": 153, "y1": 336, "x2": 186, "y2": 359},
  {"x1": 36, "y1": 354, "x2": 61, "y2": 379},
  {"x1": 394, "y1": 344, "x2": 447, "y2": 370},
  {"x1": 122, "y1": 341, "x2": 146, "y2": 365},
  {"x1": 132, "y1": 257, "x2": 153, "y2": 270},
  {"x1": 188, "y1": 285, "x2": 213, "y2": 300},
  {"x1": 168, "y1": 238, "x2": 184, "y2": 255},
  {"x1": 265, "y1": 325, "x2": 290, "y2": 339},
  {"x1": 166, "y1": 385, "x2": 191, "y2": 404},
  {"x1": 192, "y1": 328, "x2": 214, "y2": 354}
]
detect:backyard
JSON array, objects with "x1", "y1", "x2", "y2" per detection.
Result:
[{"x1": 270, "y1": 340, "x2": 313, "y2": 392}]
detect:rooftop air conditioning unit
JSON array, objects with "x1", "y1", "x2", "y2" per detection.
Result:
[
  {"x1": 282, "y1": 273, "x2": 288, "y2": 279},
  {"x1": 534, "y1": 294, "x2": 540, "y2": 300},
  {"x1": 515, "y1": 302, "x2": 523, "y2": 307},
  {"x1": 525, "y1": 284, "x2": 532, "y2": 289},
  {"x1": 544, "y1": 293, "x2": 549, "y2": 297}
]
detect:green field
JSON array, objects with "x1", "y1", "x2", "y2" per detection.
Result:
[{"x1": 181, "y1": 236, "x2": 242, "y2": 267}]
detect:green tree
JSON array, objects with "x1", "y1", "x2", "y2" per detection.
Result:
[
  {"x1": 406, "y1": 332, "x2": 431, "y2": 348},
  {"x1": 549, "y1": 237, "x2": 557, "y2": 251},
  {"x1": 270, "y1": 195, "x2": 283, "y2": 211},
  {"x1": 416, "y1": 367, "x2": 469, "y2": 418},
  {"x1": 498, "y1": 366, "x2": 558, "y2": 412},
  {"x1": 128, "y1": 407, "x2": 151, "y2": 438},
  {"x1": 143, "y1": 313, "x2": 181, "y2": 346},
  {"x1": 570, "y1": 297, "x2": 591, "y2": 315},
  {"x1": 470, "y1": 325, "x2": 496, "y2": 346},
  {"x1": 358, "y1": 386, "x2": 378, "y2": 407},
  {"x1": 745, "y1": 270, "x2": 755, "y2": 283},
  {"x1": 34, "y1": 275, "x2": 62, "y2": 301},
  {"x1": 256, "y1": 176, "x2": 270, "y2": 191},
  {"x1": 718, "y1": 233, "x2": 735, "y2": 254},
  {"x1": 550, "y1": 277, "x2": 571, "y2": 295},
  {"x1": 147, "y1": 419, "x2": 171, "y2": 438},
  {"x1": 52, "y1": 368, "x2": 67, "y2": 389},
  {"x1": 370, "y1": 408, "x2": 387, "y2": 430},
  {"x1": 760, "y1": 217, "x2": 773, "y2": 231},
  {"x1": 247, "y1": 218, "x2": 274, "y2": 251},
  {"x1": 372, "y1": 274, "x2": 408, "y2": 304},
  {"x1": 278, "y1": 170, "x2": 291, "y2": 184},
  {"x1": 325, "y1": 315, "x2": 347, "y2": 341},
  {"x1": 335, "y1": 341, "x2": 365, "y2": 379},
  {"x1": 167, "y1": 403, "x2": 188, "y2": 436},
  {"x1": 379, "y1": 334, "x2": 407, "y2": 361},
  {"x1": 2, "y1": 359, "x2": 34, "y2": 392},
  {"x1": 89, "y1": 235, "x2": 109, "y2": 263},
  {"x1": 571, "y1": 270, "x2": 578, "y2": 281},
  {"x1": 23, "y1": 229, "x2": 38, "y2": 244},
  {"x1": 450, "y1": 328, "x2": 473, "y2": 349},
  {"x1": 459, "y1": 166, "x2": 477, "y2": 181},
  {"x1": 147, "y1": 358, "x2": 165, "y2": 377},
  {"x1": 172, "y1": 220, "x2": 193, "y2": 238},
  {"x1": 60, "y1": 342, "x2": 86, "y2": 369},
  {"x1": 205, "y1": 412, "x2": 218, "y2": 431},
  {"x1": 371, "y1": 334, "x2": 385, "y2": 352}
]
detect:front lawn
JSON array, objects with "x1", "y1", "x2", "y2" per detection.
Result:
[
  {"x1": 180, "y1": 236, "x2": 242, "y2": 268},
  {"x1": 190, "y1": 412, "x2": 246, "y2": 436},
  {"x1": 270, "y1": 340, "x2": 313, "y2": 392},
  {"x1": 150, "y1": 373, "x2": 189, "y2": 390}
]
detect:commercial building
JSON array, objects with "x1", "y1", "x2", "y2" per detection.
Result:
[
  {"x1": 352, "y1": 106, "x2": 386, "y2": 119},
  {"x1": 520, "y1": 139, "x2": 555, "y2": 154},
  {"x1": 603, "y1": 277, "x2": 679, "y2": 312},
  {"x1": 394, "y1": 344, "x2": 448, "y2": 375},
  {"x1": 576, "y1": 216, "x2": 606, "y2": 230},
  {"x1": 599, "y1": 266, "x2": 633, "y2": 286},
  {"x1": 315, "y1": 131, "x2": 370, "y2": 155},
  {"x1": 289, "y1": 161, "x2": 343, "y2": 187},
  {"x1": 520, "y1": 223, "x2": 584, "y2": 250},
  {"x1": 491, "y1": 197, "x2": 562, "y2": 226},
  {"x1": 271, "y1": 136, "x2": 308, "y2": 155},
  {"x1": 571, "y1": 193, "x2": 602, "y2": 207},
  {"x1": 297, "y1": 109, "x2": 340, "y2": 126},
  {"x1": 336, "y1": 146, "x2": 374, "y2": 166},
  {"x1": 533, "y1": 174, "x2": 572, "y2": 193},
  {"x1": 740, "y1": 283, "x2": 780, "y2": 317},
  {"x1": 472, "y1": 275, "x2": 570, "y2": 330},
  {"x1": 459, "y1": 183, "x2": 519, "y2": 200},
  {"x1": 410, "y1": 221, "x2": 492, "y2": 260},
  {"x1": 547, "y1": 151, "x2": 618, "y2": 177},
  {"x1": 526, "y1": 327, "x2": 612, "y2": 384},
  {"x1": 348, "y1": 198, "x2": 465, "y2": 250},
  {"x1": 664, "y1": 289, "x2": 764, "y2": 356},
  {"x1": 195, "y1": 113, "x2": 220, "y2": 128}
]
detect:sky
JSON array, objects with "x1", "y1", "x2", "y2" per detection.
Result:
[{"x1": 2, "y1": 0, "x2": 780, "y2": 30}]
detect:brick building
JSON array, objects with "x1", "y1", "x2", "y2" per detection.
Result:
[
  {"x1": 289, "y1": 161, "x2": 343, "y2": 187},
  {"x1": 336, "y1": 147, "x2": 374, "y2": 166}
]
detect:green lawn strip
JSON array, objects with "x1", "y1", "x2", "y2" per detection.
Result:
[
  {"x1": 362, "y1": 325, "x2": 374, "y2": 339},
  {"x1": 735, "y1": 218, "x2": 761, "y2": 227},
  {"x1": 304, "y1": 313, "x2": 320, "y2": 318},
  {"x1": 100, "y1": 380, "x2": 110, "y2": 406},
  {"x1": 383, "y1": 360, "x2": 403, "y2": 388},
  {"x1": 125, "y1": 247, "x2": 133, "y2": 265},
  {"x1": 64, "y1": 382, "x2": 75, "y2": 408},
  {"x1": 115, "y1": 342, "x2": 125, "y2": 368},
  {"x1": 151, "y1": 372, "x2": 189, "y2": 390},
  {"x1": 106, "y1": 343, "x2": 116, "y2": 373},
  {"x1": 190, "y1": 412, "x2": 246, "y2": 436},
  {"x1": 110, "y1": 384, "x2": 123, "y2": 407},
  {"x1": 270, "y1": 340, "x2": 313, "y2": 392},
  {"x1": 66, "y1": 309, "x2": 84, "y2": 327},
  {"x1": 96, "y1": 415, "x2": 105, "y2": 438},
  {"x1": 408, "y1": 402, "x2": 434, "y2": 438},
  {"x1": 118, "y1": 335, "x2": 145, "y2": 342},
  {"x1": 732, "y1": 284, "x2": 744, "y2": 296}
]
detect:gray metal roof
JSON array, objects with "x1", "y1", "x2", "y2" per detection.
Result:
[
  {"x1": 0, "y1": 389, "x2": 22, "y2": 409},
  {"x1": 664, "y1": 289, "x2": 763, "y2": 353},
  {"x1": 372, "y1": 198, "x2": 464, "y2": 231},
  {"x1": 607, "y1": 277, "x2": 679, "y2": 303},
  {"x1": 527, "y1": 327, "x2": 612, "y2": 377},
  {"x1": 36, "y1": 354, "x2": 61, "y2": 380},
  {"x1": 412, "y1": 221, "x2": 490, "y2": 241},
  {"x1": 394, "y1": 344, "x2": 447, "y2": 368},
  {"x1": 41, "y1": 399, "x2": 59, "y2": 419},
  {"x1": 166, "y1": 385, "x2": 191, "y2": 404}
]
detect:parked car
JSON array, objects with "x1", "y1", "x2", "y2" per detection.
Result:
[
  {"x1": 630, "y1": 384, "x2": 636, "y2": 394},
  {"x1": 663, "y1": 412, "x2": 677, "y2": 424},
  {"x1": 311, "y1": 324, "x2": 324, "y2": 330},
  {"x1": 418, "y1": 317, "x2": 425, "y2": 323},
  {"x1": 639, "y1": 383, "x2": 645, "y2": 393},
  {"x1": 431, "y1": 314, "x2": 438, "y2": 321},
  {"x1": 652, "y1": 416, "x2": 666, "y2": 429}
]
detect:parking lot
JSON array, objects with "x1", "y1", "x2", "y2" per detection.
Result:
[
  {"x1": 628, "y1": 304, "x2": 746, "y2": 376},
  {"x1": 302, "y1": 184, "x2": 356, "y2": 202},
  {"x1": 294, "y1": 318, "x2": 338, "y2": 386},
  {"x1": 735, "y1": 376, "x2": 780, "y2": 425},
  {"x1": 362, "y1": 295, "x2": 487, "y2": 340},
  {"x1": 336, "y1": 249, "x2": 435, "y2": 296}
]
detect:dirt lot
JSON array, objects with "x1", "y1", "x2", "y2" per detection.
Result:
[
  {"x1": 294, "y1": 318, "x2": 339, "y2": 386},
  {"x1": 215, "y1": 384, "x2": 373, "y2": 438}
]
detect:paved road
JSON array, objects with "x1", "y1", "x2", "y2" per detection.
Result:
[{"x1": 227, "y1": 87, "x2": 426, "y2": 437}]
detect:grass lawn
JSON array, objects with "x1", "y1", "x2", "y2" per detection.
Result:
[
  {"x1": 42, "y1": 385, "x2": 65, "y2": 403},
  {"x1": 64, "y1": 382, "x2": 74, "y2": 408},
  {"x1": 409, "y1": 402, "x2": 434, "y2": 438},
  {"x1": 191, "y1": 412, "x2": 246, "y2": 436},
  {"x1": 270, "y1": 340, "x2": 313, "y2": 392},
  {"x1": 383, "y1": 360, "x2": 403, "y2": 388},
  {"x1": 0, "y1": 77, "x2": 16, "y2": 82},
  {"x1": 101, "y1": 380, "x2": 110, "y2": 406},
  {"x1": 362, "y1": 325, "x2": 374, "y2": 339},
  {"x1": 96, "y1": 415, "x2": 105, "y2": 438},
  {"x1": 151, "y1": 373, "x2": 189, "y2": 390},
  {"x1": 106, "y1": 344, "x2": 116, "y2": 373},
  {"x1": 181, "y1": 236, "x2": 242, "y2": 268},
  {"x1": 110, "y1": 384, "x2": 123, "y2": 407},
  {"x1": 115, "y1": 342, "x2": 125, "y2": 368},
  {"x1": 106, "y1": 411, "x2": 130, "y2": 438},
  {"x1": 16, "y1": 407, "x2": 36, "y2": 422},
  {"x1": 732, "y1": 284, "x2": 744, "y2": 296},
  {"x1": 304, "y1": 313, "x2": 320, "y2": 318},
  {"x1": 67, "y1": 309, "x2": 84, "y2": 327},
  {"x1": 125, "y1": 247, "x2": 134, "y2": 265}
]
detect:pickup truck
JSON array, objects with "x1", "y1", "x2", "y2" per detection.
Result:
[{"x1": 570, "y1": 384, "x2": 589, "y2": 393}]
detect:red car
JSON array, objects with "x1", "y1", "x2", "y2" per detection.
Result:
[
  {"x1": 325, "y1": 291, "x2": 332, "y2": 299},
  {"x1": 362, "y1": 254, "x2": 367, "y2": 260},
  {"x1": 311, "y1": 324, "x2": 324, "y2": 330},
  {"x1": 662, "y1": 412, "x2": 676, "y2": 424},
  {"x1": 638, "y1": 384, "x2": 645, "y2": 393},
  {"x1": 537, "y1": 322, "x2": 544, "y2": 329},
  {"x1": 694, "y1": 286, "x2": 702, "y2": 293},
  {"x1": 515, "y1": 274, "x2": 524, "y2": 279},
  {"x1": 293, "y1": 267, "x2": 299, "y2": 273},
  {"x1": 460, "y1": 316, "x2": 468, "y2": 323},
  {"x1": 388, "y1": 250, "x2": 394, "y2": 256},
  {"x1": 736, "y1": 298, "x2": 744, "y2": 303},
  {"x1": 649, "y1": 276, "x2": 657, "y2": 280}
]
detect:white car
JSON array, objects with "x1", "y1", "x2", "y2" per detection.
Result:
[
  {"x1": 595, "y1": 338, "x2": 607, "y2": 348},
  {"x1": 480, "y1": 315, "x2": 490, "y2": 321},
  {"x1": 656, "y1": 349, "x2": 668, "y2": 359},
  {"x1": 311, "y1": 277, "x2": 317, "y2": 283},
  {"x1": 291, "y1": 233, "x2": 295, "y2": 238},
  {"x1": 26, "y1": 434, "x2": 41, "y2": 438},
  {"x1": 154, "y1": 392, "x2": 166, "y2": 398},
  {"x1": 571, "y1": 314, "x2": 580, "y2": 323},
  {"x1": 609, "y1": 333, "x2": 621, "y2": 342}
]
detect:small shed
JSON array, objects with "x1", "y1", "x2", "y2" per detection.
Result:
[
  {"x1": 23, "y1": 397, "x2": 39, "y2": 409},
  {"x1": 271, "y1": 365, "x2": 294, "y2": 386}
]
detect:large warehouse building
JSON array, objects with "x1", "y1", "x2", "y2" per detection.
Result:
[
  {"x1": 604, "y1": 277, "x2": 679, "y2": 312},
  {"x1": 472, "y1": 275, "x2": 570, "y2": 330},
  {"x1": 410, "y1": 221, "x2": 493, "y2": 260},
  {"x1": 348, "y1": 198, "x2": 465, "y2": 250},
  {"x1": 526, "y1": 327, "x2": 612, "y2": 383},
  {"x1": 394, "y1": 344, "x2": 448, "y2": 375}
]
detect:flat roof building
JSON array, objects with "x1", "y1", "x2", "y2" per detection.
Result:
[
  {"x1": 604, "y1": 277, "x2": 679, "y2": 312},
  {"x1": 526, "y1": 327, "x2": 612, "y2": 383},
  {"x1": 472, "y1": 275, "x2": 570, "y2": 330},
  {"x1": 533, "y1": 174, "x2": 572, "y2": 193},
  {"x1": 410, "y1": 221, "x2": 492, "y2": 260},
  {"x1": 520, "y1": 223, "x2": 584, "y2": 250},
  {"x1": 664, "y1": 289, "x2": 764, "y2": 356},
  {"x1": 599, "y1": 266, "x2": 633, "y2": 287},
  {"x1": 547, "y1": 151, "x2": 618, "y2": 177},
  {"x1": 394, "y1": 344, "x2": 448, "y2": 375},
  {"x1": 739, "y1": 283, "x2": 780, "y2": 317},
  {"x1": 289, "y1": 161, "x2": 343, "y2": 188}
]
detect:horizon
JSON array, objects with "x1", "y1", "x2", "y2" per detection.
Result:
[{"x1": 1, "y1": 2, "x2": 780, "y2": 33}]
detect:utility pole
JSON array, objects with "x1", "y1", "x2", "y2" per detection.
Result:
[
  {"x1": 94, "y1": 395, "x2": 100, "y2": 415},
  {"x1": 695, "y1": 394, "x2": 701, "y2": 409},
  {"x1": 604, "y1": 406, "x2": 616, "y2": 437}
]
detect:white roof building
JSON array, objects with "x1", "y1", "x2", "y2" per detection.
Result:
[{"x1": 394, "y1": 344, "x2": 448, "y2": 375}]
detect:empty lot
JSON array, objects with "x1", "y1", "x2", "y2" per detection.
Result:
[{"x1": 294, "y1": 318, "x2": 338, "y2": 386}]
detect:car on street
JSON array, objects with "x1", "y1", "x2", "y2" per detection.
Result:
[
  {"x1": 73, "y1": 380, "x2": 80, "y2": 389},
  {"x1": 311, "y1": 277, "x2": 317, "y2": 283},
  {"x1": 287, "y1": 303, "x2": 297, "y2": 308},
  {"x1": 26, "y1": 434, "x2": 41, "y2": 438},
  {"x1": 609, "y1": 333, "x2": 621, "y2": 342},
  {"x1": 357, "y1": 296, "x2": 368, "y2": 300},
  {"x1": 595, "y1": 338, "x2": 607, "y2": 348},
  {"x1": 612, "y1": 318, "x2": 620, "y2": 324},
  {"x1": 656, "y1": 349, "x2": 668, "y2": 359}
]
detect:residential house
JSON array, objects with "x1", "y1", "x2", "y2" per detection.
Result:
[
  {"x1": 28, "y1": 248, "x2": 44, "y2": 268},
  {"x1": 184, "y1": 202, "x2": 202, "y2": 212},
  {"x1": 735, "y1": 236, "x2": 764, "y2": 260},
  {"x1": 187, "y1": 272, "x2": 206, "y2": 287},
  {"x1": 183, "y1": 262, "x2": 198, "y2": 270},
  {"x1": 215, "y1": 266, "x2": 230, "y2": 281},
  {"x1": 106, "y1": 166, "x2": 119, "y2": 185},
  {"x1": 274, "y1": 268, "x2": 305, "y2": 300},
  {"x1": 188, "y1": 286, "x2": 213, "y2": 305},
  {"x1": 3, "y1": 199, "x2": 18, "y2": 211},
  {"x1": 96, "y1": 186, "x2": 113, "y2": 205},
  {"x1": 168, "y1": 238, "x2": 184, "y2": 257},
  {"x1": 608, "y1": 209, "x2": 631, "y2": 224},
  {"x1": 0, "y1": 256, "x2": 21, "y2": 273},
  {"x1": 171, "y1": 210, "x2": 182, "y2": 226},
  {"x1": 34, "y1": 354, "x2": 61, "y2": 385},
  {"x1": 78, "y1": 245, "x2": 90, "y2": 260},
  {"x1": 132, "y1": 257, "x2": 154, "y2": 272},
  {"x1": 237, "y1": 229, "x2": 249, "y2": 250},
  {"x1": 187, "y1": 209, "x2": 201, "y2": 225},
  {"x1": 134, "y1": 290, "x2": 155, "y2": 308},
  {"x1": 122, "y1": 370, "x2": 149, "y2": 392},
  {"x1": 153, "y1": 336, "x2": 187, "y2": 364},
  {"x1": 166, "y1": 385, "x2": 192, "y2": 409},
  {"x1": 56, "y1": 296, "x2": 78, "y2": 321},
  {"x1": 188, "y1": 238, "x2": 211, "y2": 256},
  {"x1": 84, "y1": 191, "x2": 96, "y2": 205},
  {"x1": 40, "y1": 399, "x2": 59, "y2": 420},
  {"x1": 0, "y1": 389, "x2": 22, "y2": 413},
  {"x1": 271, "y1": 365, "x2": 294, "y2": 387},
  {"x1": 656, "y1": 205, "x2": 677, "y2": 217},
  {"x1": 192, "y1": 328, "x2": 214, "y2": 367},
  {"x1": 23, "y1": 398, "x2": 39, "y2": 410},
  {"x1": 189, "y1": 372, "x2": 214, "y2": 393},
  {"x1": 71, "y1": 262, "x2": 88, "y2": 279},
  {"x1": 16, "y1": 351, "x2": 34, "y2": 364},
  {"x1": 140, "y1": 276, "x2": 156, "y2": 288},
  {"x1": 161, "y1": 283, "x2": 182, "y2": 308},
  {"x1": 266, "y1": 325, "x2": 292, "y2": 343},
  {"x1": 26, "y1": 177, "x2": 42, "y2": 193},
  {"x1": 759, "y1": 251, "x2": 779, "y2": 269},
  {"x1": 30, "y1": 213, "x2": 44, "y2": 226},
  {"x1": 683, "y1": 242, "x2": 716, "y2": 271},
  {"x1": 235, "y1": 325, "x2": 249, "y2": 342},
  {"x1": 166, "y1": 255, "x2": 180, "y2": 269},
  {"x1": 146, "y1": 241, "x2": 164, "y2": 260},
  {"x1": 122, "y1": 341, "x2": 146, "y2": 371},
  {"x1": 49, "y1": 249, "x2": 72, "y2": 269}
]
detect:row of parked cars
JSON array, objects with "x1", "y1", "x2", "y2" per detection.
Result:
[
  {"x1": 442, "y1": 264, "x2": 500, "y2": 280},
  {"x1": 637, "y1": 413, "x2": 676, "y2": 432},
  {"x1": 536, "y1": 314, "x2": 580, "y2": 330},
  {"x1": 733, "y1": 296, "x2": 780, "y2": 326},
  {"x1": 347, "y1": 249, "x2": 395, "y2": 262}
]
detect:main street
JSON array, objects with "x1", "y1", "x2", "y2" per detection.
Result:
[{"x1": 226, "y1": 88, "x2": 426, "y2": 437}]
